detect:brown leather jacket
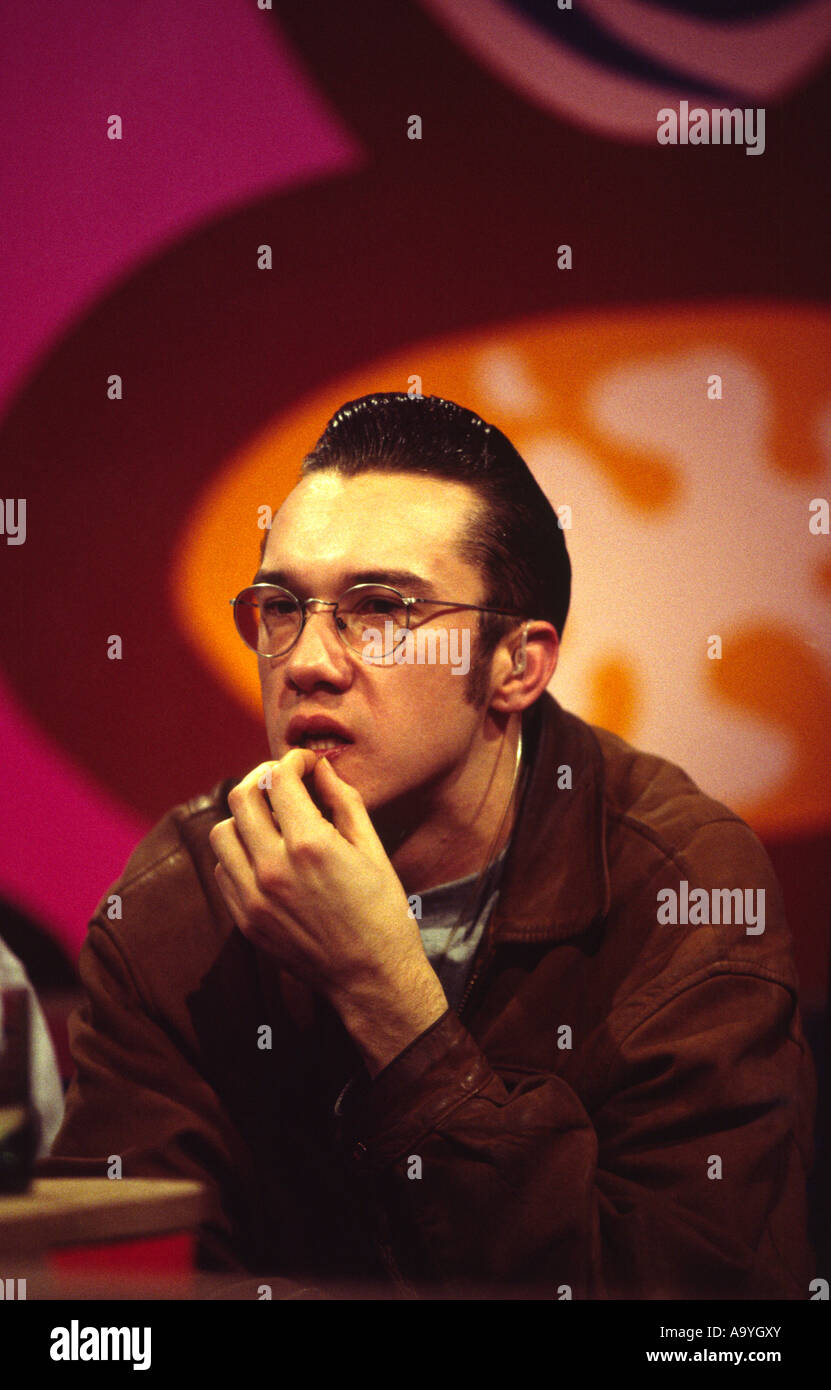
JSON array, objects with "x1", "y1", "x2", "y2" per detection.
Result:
[{"x1": 44, "y1": 693, "x2": 817, "y2": 1298}]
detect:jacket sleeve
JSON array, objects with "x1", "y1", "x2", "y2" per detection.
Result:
[
  {"x1": 335, "y1": 966, "x2": 817, "y2": 1299},
  {"x1": 40, "y1": 916, "x2": 257, "y2": 1273}
]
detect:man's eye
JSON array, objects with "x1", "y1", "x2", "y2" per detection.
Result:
[
  {"x1": 348, "y1": 593, "x2": 406, "y2": 617},
  {"x1": 359, "y1": 599, "x2": 399, "y2": 615},
  {"x1": 261, "y1": 599, "x2": 295, "y2": 618}
]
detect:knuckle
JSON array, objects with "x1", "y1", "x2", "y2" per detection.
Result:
[
  {"x1": 208, "y1": 821, "x2": 228, "y2": 851},
  {"x1": 240, "y1": 888, "x2": 266, "y2": 921},
  {"x1": 291, "y1": 836, "x2": 322, "y2": 865},
  {"x1": 253, "y1": 862, "x2": 282, "y2": 897}
]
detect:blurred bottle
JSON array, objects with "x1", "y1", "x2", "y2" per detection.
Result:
[{"x1": 0, "y1": 988, "x2": 41, "y2": 1193}]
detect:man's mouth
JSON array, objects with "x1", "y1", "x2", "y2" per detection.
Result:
[
  {"x1": 285, "y1": 715, "x2": 354, "y2": 755},
  {"x1": 300, "y1": 735, "x2": 351, "y2": 753}
]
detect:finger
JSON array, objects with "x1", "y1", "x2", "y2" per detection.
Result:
[
  {"x1": 226, "y1": 762, "x2": 288, "y2": 860},
  {"x1": 214, "y1": 861, "x2": 247, "y2": 929},
  {"x1": 264, "y1": 750, "x2": 336, "y2": 852},
  {"x1": 227, "y1": 751, "x2": 321, "y2": 851},
  {"x1": 261, "y1": 750, "x2": 327, "y2": 828},
  {"x1": 311, "y1": 756, "x2": 378, "y2": 847},
  {"x1": 209, "y1": 817, "x2": 259, "y2": 899},
  {"x1": 216, "y1": 862, "x2": 284, "y2": 956}
]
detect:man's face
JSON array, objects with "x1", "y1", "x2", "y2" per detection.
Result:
[{"x1": 255, "y1": 469, "x2": 500, "y2": 823}]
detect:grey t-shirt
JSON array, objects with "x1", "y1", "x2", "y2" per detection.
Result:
[{"x1": 415, "y1": 846, "x2": 509, "y2": 1014}]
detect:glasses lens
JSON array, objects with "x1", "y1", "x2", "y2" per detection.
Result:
[
  {"x1": 337, "y1": 586, "x2": 409, "y2": 656},
  {"x1": 234, "y1": 586, "x2": 301, "y2": 655}
]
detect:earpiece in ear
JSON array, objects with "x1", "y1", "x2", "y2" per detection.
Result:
[{"x1": 513, "y1": 624, "x2": 529, "y2": 675}]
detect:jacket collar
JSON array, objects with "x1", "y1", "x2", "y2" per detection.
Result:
[{"x1": 491, "y1": 693, "x2": 611, "y2": 943}]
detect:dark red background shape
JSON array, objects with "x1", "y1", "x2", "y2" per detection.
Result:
[{"x1": 2, "y1": 0, "x2": 828, "y2": 820}]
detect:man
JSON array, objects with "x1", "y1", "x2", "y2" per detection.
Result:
[{"x1": 44, "y1": 393, "x2": 816, "y2": 1299}]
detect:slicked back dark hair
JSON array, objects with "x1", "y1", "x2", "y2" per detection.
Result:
[{"x1": 299, "y1": 395, "x2": 571, "y2": 677}]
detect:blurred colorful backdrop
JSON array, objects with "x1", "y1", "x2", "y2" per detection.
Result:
[{"x1": 1, "y1": 2, "x2": 829, "y2": 1075}]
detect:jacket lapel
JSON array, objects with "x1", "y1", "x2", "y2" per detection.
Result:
[{"x1": 493, "y1": 693, "x2": 611, "y2": 943}]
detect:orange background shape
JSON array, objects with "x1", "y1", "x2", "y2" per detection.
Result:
[{"x1": 172, "y1": 303, "x2": 831, "y2": 837}]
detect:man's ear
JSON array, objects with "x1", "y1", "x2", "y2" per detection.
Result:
[{"x1": 489, "y1": 621, "x2": 559, "y2": 713}]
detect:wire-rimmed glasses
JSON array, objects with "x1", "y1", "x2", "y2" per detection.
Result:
[{"x1": 229, "y1": 582, "x2": 525, "y2": 659}]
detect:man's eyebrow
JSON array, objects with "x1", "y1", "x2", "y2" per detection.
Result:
[{"x1": 251, "y1": 567, "x2": 440, "y2": 596}]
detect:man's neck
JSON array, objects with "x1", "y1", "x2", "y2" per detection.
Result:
[{"x1": 377, "y1": 716, "x2": 524, "y2": 895}]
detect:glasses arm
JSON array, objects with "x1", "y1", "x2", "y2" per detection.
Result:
[{"x1": 407, "y1": 598, "x2": 527, "y2": 618}]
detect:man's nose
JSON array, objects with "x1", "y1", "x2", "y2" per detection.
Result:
[{"x1": 281, "y1": 603, "x2": 352, "y2": 686}]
